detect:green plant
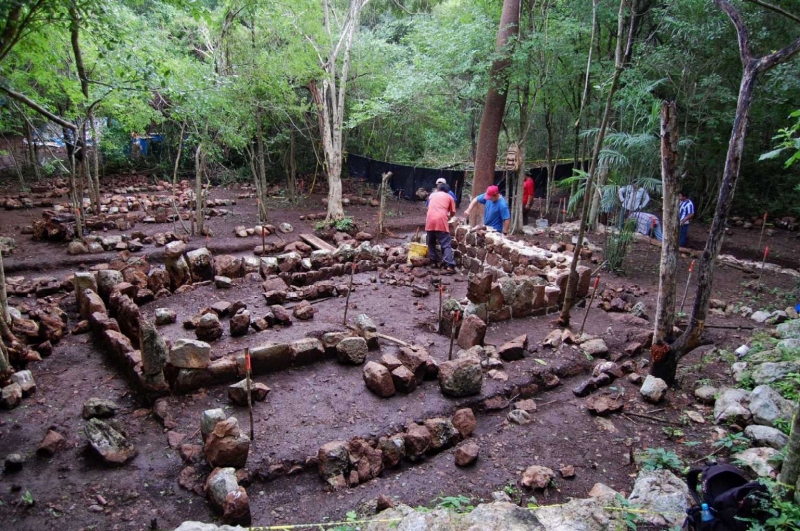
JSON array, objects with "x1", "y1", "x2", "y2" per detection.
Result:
[
  {"x1": 20, "y1": 491, "x2": 34, "y2": 507},
  {"x1": 638, "y1": 448, "x2": 684, "y2": 472},
  {"x1": 328, "y1": 510, "x2": 359, "y2": 531},
  {"x1": 774, "y1": 373, "x2": 800, "y2": 401},
  {"x1": 334, "y1": 217, "x2": 356, "y2": 232},
  {"x1": 773, "y1": 418, "x2": 791, "y2": 435},
  {"x1": 614, "y1": 493, "x2": 642, "y2": 530},
  {"x1": 662, "y1": 426, "x2": 685, "y2": 440},
  {"x1": 604, "y1": 219, "x2": 637, "y2": 273},
  {"x1": 713, "y1": 432, "x2": 751, "y2": 454},
  {"x1": 434, "y1": 495, "x2": 474, "y2": 513},
  {"x1": 739, "y1": 479, "x2": 800, "y2": 531}
]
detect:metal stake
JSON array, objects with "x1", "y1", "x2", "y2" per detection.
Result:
[
  {"x1": 437, "y1": 285, "x2": 444, "y2": 333},
  {"x1": 579, "y1": 276, "x2": 601, "y2": 336},
  {"x1": 679, "y1": 260, "x2": 696, "y2": 313}
]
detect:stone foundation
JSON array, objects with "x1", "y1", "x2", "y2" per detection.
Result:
[{"x1": 453, "y1": 224, "x2": 592, "y2": 321}]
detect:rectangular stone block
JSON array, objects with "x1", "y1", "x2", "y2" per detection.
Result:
[
  {"x1": 576, "y1": 266, "x2": 592, "y2": 298},
  {"x1": 245, "y1": 343, "x2": 292, "y2": 374}
]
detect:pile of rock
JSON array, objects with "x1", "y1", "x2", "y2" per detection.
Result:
[
  {"x1": 362, "y1": 344, "x2": 438, "y2": 397},
  {"x1": 316, "y1": 409, "x2": 475, "y2": 488},
  {"x1": 452, "y1": 226, "x2": 593, "y2": 322}
]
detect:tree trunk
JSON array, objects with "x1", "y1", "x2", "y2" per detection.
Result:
[
  {"x1": 558, "y1": 0, "x2": 636, "y2": 327},
  {"x1": 172, "y1": 120, "x2": 186, "y2": 187},
  {"x1": 0, "y1": 248, "x2": 8, "y2": 324},
  {"x1": 287, "y1": 127, "x2": 297, "y2": 202},
  {"x1": 588, "y1": 158, "x2": 609, "y2": 230},
  {"x1": 311, "y1": 0, "x2": 370, "y2": 222},
  {"x1": 652, "y1": 101, "x2": 681, "y2": 348},
  {"x1": 468, "y1": 0, "x2": 521, "y2": 226},
  {"x1": 88, "y1": 107, "x2": 101, "y2": 214},
  {"x1": 653, "y1": 0, "x2": 800, "y2": 383},
  {"x1": 545, "y1": 102, "x2": 555, "y2": 216},
  {"x1": 65, "y1": 127, "x2": 84, "y2": 237},
  {"x1": 194, "y1": 142, "x2": 204, "y2": 236},
  {"x1": 778, "y1": 399, "x2": 800, "y2": 503}
]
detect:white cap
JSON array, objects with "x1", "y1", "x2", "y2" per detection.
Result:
[{"x1": 435, "y1": 178, "x2": 447, "y2": 185}]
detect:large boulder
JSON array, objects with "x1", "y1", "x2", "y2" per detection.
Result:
[
  {"x1": 404, "y1": 422, "x2": 432, "y2": 460},
  {"x1": 166, "y1": 255, "x2": 192, "y2": 290},
  {"x1": 457, "y1": 314, "x2": 487, "y2": 349},
  {"x1": 204, "y1": 417, "x2": 250, "y2": 469},
  {"x1": 744, "y1": 425, "x2": 789, "y2": 450},
  {"x1": 205, "y1": 467, "x2": 251, "y2": 526},
  {"x1": 752, "y1": 361, "x2": 800, "y2": 385},
  {"x1": 363, "y1": 361, "x2": 395, "y2": 397},
  {"x1": 73, "y1": 272, "x2": 98, "y2": 316},
  {"x1": 196, "y1": 313, "x2": 223, "y2": 342},
  {"x1": 227, "y1": 380, "x2": 270, "y2": 406},
  {"x1": 520, "y1": 465, "x2": 555, "y2": 490},
  {"x1": 498, "y1": 334, "x2": 527, "y2": 361},
  {"x1": 10, "y1": 370, "x2": 36, "y2": 396},
  {"x1": 140, "y1": 319, "x2": 168, "y2": 388},
  {"x1": 170, "y1": 339, "x2": 211, "y2": 369},
  {"x1": 452, "y1": 408, "x2": 477, "y2": 437},
  {"x1": 82, "y1": 398, "x2": 119, "y2": 419},
  {"x1": 229, "y1": 309, "x2": 251, "y2": 337},
  {"x1": 713, "y1": 388, "x2": 752, "y2": 425},
  {"x1": 438, "y1": 350, "x2": 482, "y2": 397},
  {"x1": 640, "y1": 375, "x2": 668, "y2": 403},
  {"x1": 749, "y1": 385, "x2": 794, "y2": 426},
  {"x1": 186, "y1": 247, "x2": 214, "y2": 282},
  {"x1": 317, "y1": 440, "x2": 350, "y2": 479},
  {"x1": 734, "y1": 447, "x2": 780, "y2": 478},
  {"x1": 627, "y1": 469, "x2": 691, "y2": 528},
  {"x1": 84, "y1": 418, "x2": 138, "y2": 465},
  {"x1": 424, "y1": 418, "x2": 460, "y2": 451},
  {"x1": 336, "y1": 336, "x2": 368, "y2": 365},
  {"x1": 201, "y1": 409, "x2": 227, "y2": 441}
]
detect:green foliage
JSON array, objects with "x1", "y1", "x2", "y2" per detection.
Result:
[
  {"x1": 772, "y1": 418, "x2": 791, "y2": 436},
  {"x1": 434, "y1": 495, "x2": 474, "y2": 513},
  {"x1": 638, "y1": 448, "x2": 684, "y2": 472},
  {"x1": 20, "y1": 490, "x2": 34, "y2": 507},
  {"x1": 773, "y1": 373, "x2": 800, "y2": 401},
  {"x1": 713, "y1": 432, "x2": 751, "y2": 454},
  {"x1": 604, "y1": 220, "x2": 637, "y2": 273},
  {"x1": 740, "y1": 479, "x2": 800, "y2": 531},
  {"x1": 614, "y1": 494, "x2": 642, "y2": 531}
]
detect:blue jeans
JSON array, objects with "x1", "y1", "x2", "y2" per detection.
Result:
[
  {"x1": 426, "y1": 230, "x2": 455, "y2": 267},
  {"x1": 680, "y1": 224, "x2": 689, "y2": 247}
]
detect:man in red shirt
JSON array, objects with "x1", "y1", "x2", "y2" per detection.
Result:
[
  {"x1": 425, "y1": 185, "x2": 457, "y2": 273},
  {"x1": 522, "y1": 172, "x2": 535, "y2": 226}
]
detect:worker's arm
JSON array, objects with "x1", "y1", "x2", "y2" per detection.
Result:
[
  {"x1": 463, "y1": 196, "x2": 481, "y2": 217},
  {"x1": 681, "y1": 212, "x2": 694, "y2": 225},
  {"x1": 640, "y1": 190, "x2": 650, "y2": 209},
  {"x1": 502, "y1": 219, "x2": 510, "y2": 235}
]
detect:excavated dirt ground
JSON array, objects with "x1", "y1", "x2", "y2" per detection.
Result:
[{"x1": 0, "y1": 174, "x2": 798, "y2": 530}]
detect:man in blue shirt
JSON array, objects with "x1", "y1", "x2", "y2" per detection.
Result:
[
  {"x1": 679, "y1": 190, "x2": 695, "y2": 247},
  {"x1": 464, "y1": 185, "x2": 511, "y2": 234}
]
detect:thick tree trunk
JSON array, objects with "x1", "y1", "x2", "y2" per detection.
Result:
[
  {"x1": 778, "y1": 399, "x2": 800, "y2": 503},
  {"x1": 652, "y1": 101, "x2": 681, "y2": 347},
  {"x1": 558, "y1": 0, "x2": 636, "y2": 327},
  {"x1": 468, "y1": 0, "x2": 520, "y2": 226},
  {"x1": 88, "y1": 108, "x2": 101, "y2": 214}
]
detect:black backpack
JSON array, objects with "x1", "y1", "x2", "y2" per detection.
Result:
[{"x1": 684, "y1": 463, "x2": 770, "y2": 530}]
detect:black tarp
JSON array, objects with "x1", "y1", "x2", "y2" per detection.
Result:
[
  {"x1": 347, "y1": 153, "x2": 575, "y2": 206},
  {"x1": 347, "y1": 154, "x2": 466, "y2": 206}
]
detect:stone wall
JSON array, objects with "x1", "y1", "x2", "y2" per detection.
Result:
[{"x1": 452, "y1": 225, "x2": 592, "y2": 321}]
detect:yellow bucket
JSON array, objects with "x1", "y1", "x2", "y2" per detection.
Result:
[{"x1": 408, "y1": 242, "x2": 428, "y2": 264}]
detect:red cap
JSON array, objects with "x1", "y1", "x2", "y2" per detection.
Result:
[{"x1": 485, "y1": 185, "x2": 499, "y2": 197}]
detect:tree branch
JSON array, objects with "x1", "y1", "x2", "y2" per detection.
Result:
[
  {"x1": 744, "y1": 0, "x2": 800, "y2": 25},
  {"x1": 714, "y1": 0, "x2": 753, "y2": 64},
  {"x1": 0, "y1": 85, "x2": 76, "y2": 130},
  {"x1": 757, "y1": 35, "x2": 800, "y2": 72}
]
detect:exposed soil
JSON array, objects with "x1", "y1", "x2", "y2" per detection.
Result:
[{"x1": 0, "y1": 175, "x2": 798, "y2": 530}]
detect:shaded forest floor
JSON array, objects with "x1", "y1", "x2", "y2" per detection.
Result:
[{"x1": 0, "y1": 174, "x2": 798, "y2": 530}]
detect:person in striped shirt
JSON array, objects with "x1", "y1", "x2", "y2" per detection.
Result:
[{"x1": 679, "y1": 190, "x2": 695, "y2": 247}]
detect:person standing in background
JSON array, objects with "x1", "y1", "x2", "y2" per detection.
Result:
[
  {"x1": 618, "y1": 184, "x2": 650, "y2": 226},
  {"x1": 522, "y1": 172, "x2": 535, "y2": 226},
  {"x1": 464, "y1": 185, "x2": 511, "y2": 235},
  {"x1": 679, "y1": 190, "x2": 695, "y2": 247},
  {"x1": 425, "y1": 185, "x2": 457, "y2": 274}
]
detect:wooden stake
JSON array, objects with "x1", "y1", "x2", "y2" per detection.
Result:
[
  {"x1": 378, "y1": 171, "x2": 392, "y2": 235},
  {"x1": 448, "y1": 311, "x2": 460, "y2": 360},
  {"x1": 244, "y1": 348, "x2": 254, "y2": 441},
  {"x1": 342, "y1": 262, "x2": 356, "y2": 325},
  {"x1": 260, "y1": 224, "x2": 266, "y2": 255},
  {"x1": 679, "y1": 259, "x2": 696, "y2": 313},
  {"x1": 579, "y1": 276, "x2": 601, "y2": 336},
  {"x1": 756, "y1": 211, "x2": 767, "y2": 253},
  {"x1": 755, "y1": 246, "x2": 769, "y2": 299}
]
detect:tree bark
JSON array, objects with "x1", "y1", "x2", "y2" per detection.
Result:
[
  {"x1": 172, "y1": 120, "x2": 186, "y2": 187},
  {"x1": 0, "y1": 247, "x2": 8, "y2": 324},
  {"x1": 652, "y1": 101, "x2": 681, "y2": 348},
  {"x1": 310, "y1": 0, "x2": 370, "y2": 222},
  {"x1": 652, "y1": 0, "x2": 800, "y2": 383},
  {"x1": 558, "y1": 0, "x2": 637, "y2": 327},
  {"x1": 194, "y1": 142, "x2": 204, "y2": 235},
  {"x1": 778, "y1": 399, "x2": 800, "y2": 503},
  {"x1": 468, "y1": 0, "x2": 521, "y2": 226}
]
